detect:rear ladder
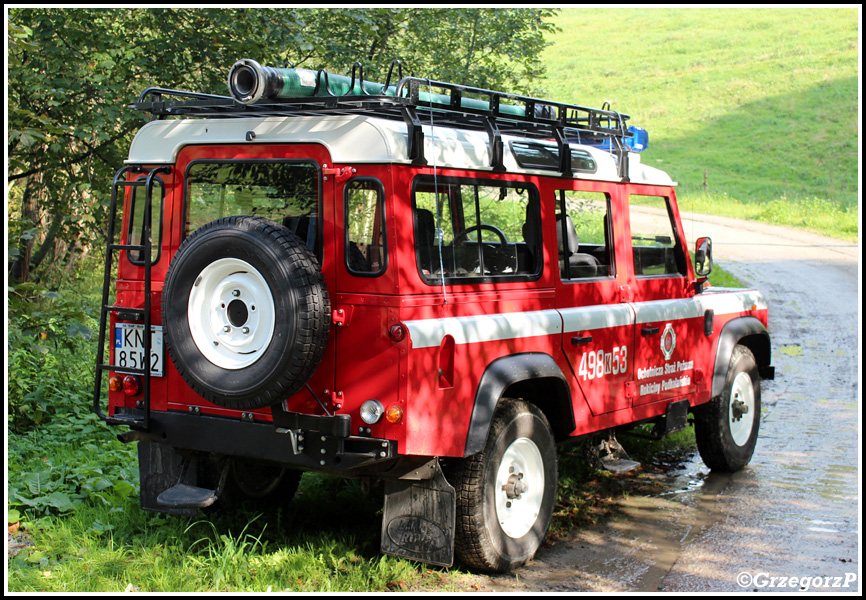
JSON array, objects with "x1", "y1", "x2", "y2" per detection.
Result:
[{"x1": 92, "y1": 165, "x2": 169, "y2": 430}]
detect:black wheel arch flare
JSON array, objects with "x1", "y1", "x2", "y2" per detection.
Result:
[
  {"x1": 464, "y1": 353, "x2": 574, "y2": 457},
  {"x1": 711, "y1": 316, "x2": 773, "y2": 398}
]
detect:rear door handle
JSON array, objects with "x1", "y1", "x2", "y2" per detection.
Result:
[
  {"x1": 641, "y1": 327, "x2": 660, "y2": 336},
  {"x1": 571, "y1": 335, "x2": 593, "y2": 345}
]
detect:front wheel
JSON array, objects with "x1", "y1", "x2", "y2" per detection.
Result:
[
  {"x1": 448, "y1": 399, "x2": 558, "y2": 572},
  {"x1": 694, "y1": 344, "x2": 761, "y2": 471}
]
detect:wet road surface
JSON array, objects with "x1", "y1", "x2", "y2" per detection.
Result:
[{"x1": 481, "y1": 215, "x2": 860, "y2": 593}]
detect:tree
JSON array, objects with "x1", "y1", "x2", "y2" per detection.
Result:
[{"x1": 7, "y1": 8, "x2": 558, "y2": 284}]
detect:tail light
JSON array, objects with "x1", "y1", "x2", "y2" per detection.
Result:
[{"x1": 122, "y1": 375, "x2": 142, "y2": 396}]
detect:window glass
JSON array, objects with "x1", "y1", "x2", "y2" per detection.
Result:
[
  {"x1": 511, "y1": 142, "x2": 596, "y2": 172},
  {"x1": 413, "y1": 177, "x2": 541, "y2": 283},
  {"x1": 186, "y1": 161, "x2": 319, "y2": 253},
  {"x1": 345, "y1": 179, "x2": 386, "y2": 276},
  {"x1": 556, "y1": 190, "x2": 613, "y2": 280},
  {"x1": 127, "y1": 176, "x2": 164, "y2": 264},
  {"x1": 629, "y1": 195, "x2": 686, "y2": 276}
]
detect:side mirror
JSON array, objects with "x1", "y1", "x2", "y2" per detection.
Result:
[{"x1": 694, "y1": 236, "x2": 713, "y2": 278}]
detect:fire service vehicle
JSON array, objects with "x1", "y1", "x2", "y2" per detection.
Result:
[{"x1": 94, "y1": 58, "x2": 774, "y2": 572}]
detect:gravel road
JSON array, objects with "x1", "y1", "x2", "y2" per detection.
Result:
[{"x1": 482, "y1": 214, "x2": 861, "y2": 593}]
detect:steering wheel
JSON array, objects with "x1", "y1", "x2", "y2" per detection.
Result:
[{"x1": 454, "y1": 224, "x2": 509, "y2": 249}]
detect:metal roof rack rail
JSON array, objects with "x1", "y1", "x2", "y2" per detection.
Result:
[{"x1": 130, "y1": 60, "x2": 635, "y2": 176}]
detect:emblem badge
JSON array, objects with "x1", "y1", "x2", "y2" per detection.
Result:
[{"x1": 661, "y1": 323, "x2": 676, "y2": 360}]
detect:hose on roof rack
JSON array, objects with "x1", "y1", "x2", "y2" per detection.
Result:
[
  {"x1": 227, "y1": 58, "x2": 529, "y2": 118},
  {"x1": 228, "y1": 58, "x2": 399, "y2": 104}
]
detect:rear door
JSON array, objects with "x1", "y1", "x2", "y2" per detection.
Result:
[
  {"x1": 554, "y1": 183, "x2": 634, "y2": 415},
  {"x1": 170, "y1": 143, "x2": 338, "y2": 415}
]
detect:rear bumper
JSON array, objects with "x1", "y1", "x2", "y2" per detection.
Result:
[{"x1": 115, "y1": 408, "x2": 398, "y2": 475}]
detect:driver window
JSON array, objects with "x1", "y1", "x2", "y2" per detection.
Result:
[{"x1": 412, "y1": 176, "x2": 541, "y2": 284}]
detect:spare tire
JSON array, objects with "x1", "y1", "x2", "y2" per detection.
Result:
[{"x1": 162, "y1": 216, "x2": 330, "y2": 410}]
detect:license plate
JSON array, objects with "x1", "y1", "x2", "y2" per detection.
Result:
[{"x1": 114, "y1": 323, "x2": 164, "y2": 376}]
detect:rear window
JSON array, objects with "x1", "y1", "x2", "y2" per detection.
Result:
[{"x1": 185, "y1": 160, "x2": 320, "y2": 254}]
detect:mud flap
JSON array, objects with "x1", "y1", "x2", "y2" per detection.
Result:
[
  {"x1": 138, "y1": 440, "x2": 197, "y2": 517},
  {"x1": 380, "y1": 461, "x2": 456, "y2": 567}
]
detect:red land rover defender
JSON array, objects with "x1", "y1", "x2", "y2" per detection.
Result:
[{"x1": 94, "y1": 59, "x2": 774, "y2": 572}]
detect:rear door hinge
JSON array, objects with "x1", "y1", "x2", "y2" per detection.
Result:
[
  {"x1": 332, "y1": 306, "x2": 353, "y2": 327},
  {"x1": 322, "y1": 166, "x2": 355, "y2": 182}
]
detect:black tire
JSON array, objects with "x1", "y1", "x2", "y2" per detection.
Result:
[
  {"x1": 694, "y1": 344, "x2": 761, "y2": 471},
  {"x1": 223, "y1": 460, "x2": 302, "y2": 508},
  {"x1": 162, "y1": 216, "x2": 329, "y2": 410},
  {"x1": 448, "y1": 399, "x2": 558, "y2": 573}
]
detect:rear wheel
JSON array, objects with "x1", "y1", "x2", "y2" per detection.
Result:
[
  {"x1": 203, "y1": 458, "x2": 301, "y2": 510},
  {"x1": 227, "y1": 460, "x2": 301, "y2": 506},
  {"x1": 694, "y1": 344, "x2": 761, "y2": 471},
  {"x1": 449, "y1": 399, "x2": 557, "y2": 572}
]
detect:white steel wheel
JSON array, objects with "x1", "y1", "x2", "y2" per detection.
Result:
[
  {"x1": 495, "y1": 438, "x2": 545, "y2": 539},
  {"x1": 728, "y1": 371, "x2": 756, "y2": 447},
  {"x1": 187, "y1": 257, "x2": 275, "y2": 370}
]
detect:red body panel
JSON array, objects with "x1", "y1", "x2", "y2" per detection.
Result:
[{"x1": 108, "y1": 144, "x2": 768, "y2": 462}]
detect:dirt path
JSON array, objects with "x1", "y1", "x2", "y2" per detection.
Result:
[{"x1": 478, "y1": 216, "x2": 861, "y2": 592}]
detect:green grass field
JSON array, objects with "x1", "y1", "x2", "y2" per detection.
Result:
[{"x1": 541, "y1": 7, "x2": 859, "y2": 240}]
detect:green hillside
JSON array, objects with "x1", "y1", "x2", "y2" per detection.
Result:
[{"x1": 541, "y1": 8, "x2": 859, "y2": 239}]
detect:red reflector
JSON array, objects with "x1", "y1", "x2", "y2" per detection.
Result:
[
  {"x1": 108, "y1": 375, "x2": 123, "y2": 392},
  {"x1": 122, "y1": 375, "x2": 141, "y2": 396}
]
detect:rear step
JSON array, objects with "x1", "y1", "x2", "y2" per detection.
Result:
[
  {"x1": 157, "y1": 456, "x2": 230, "y2": 510},
  {"x1": 595, "y1": 432, "x2": 641, "y2": 474},
  {"x1": 157, "y1": 484, "x2": 221, "y2": 509}
]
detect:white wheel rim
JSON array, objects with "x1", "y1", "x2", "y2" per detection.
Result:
[
  {"x1": 187, "y1": 257, "x2": 276, "y2": 370},
  {"x1": 729, "y1": 371, "x2": 756, "y2": 446},
  {"x1": 495, "y1": 437, "x2": 545, "y2": 539}
]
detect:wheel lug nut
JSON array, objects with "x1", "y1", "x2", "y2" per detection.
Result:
[
  {"x1": 242, "y1": 327, "x2": 250, "y2": 334},
  {"x1": 232, "y1": 289, "x2": 240, "y2": 297},
  {"x1": 223, "y1": 325, "x2": 231, "y2": 332}
]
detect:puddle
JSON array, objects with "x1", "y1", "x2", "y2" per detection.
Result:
[{"x1": 650, "y1": 450, "x2": 714, "y2": 499}]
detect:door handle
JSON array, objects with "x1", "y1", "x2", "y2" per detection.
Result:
[
  {"x1": 571, "y1": 335, "x2": 593, "y2": 345},
  {"x1": 641, "y1": 327, "x2": 660, "y2": 336}
]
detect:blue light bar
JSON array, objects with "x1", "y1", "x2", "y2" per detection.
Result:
[{"x1": 567, "y1": 125, "x2": 649, "y2": 153}]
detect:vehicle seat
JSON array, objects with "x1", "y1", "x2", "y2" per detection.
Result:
[
  {"x1": 522, "y1": 203, "x2": 542, "y2": 273},
  {"x1": 556, "y1": 213, "x2": 600, "y2": 277},
  {"x1": 415, "y1": 208, "x2": 437, "y2": 274},
  {"x1": 283, "y1": 214, "x2": 317, "y2": 251}
]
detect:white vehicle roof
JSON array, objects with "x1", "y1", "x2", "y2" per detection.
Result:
[{"x1": 126, "y1": 114, "x2": 674, "y2": 186}]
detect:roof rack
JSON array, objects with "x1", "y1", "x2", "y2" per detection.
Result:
[{"x1": 131, "y1": 65, "x2": 633, "y2": 178}]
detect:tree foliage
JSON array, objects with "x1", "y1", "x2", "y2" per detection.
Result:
[{"x1": 7, "y1": 8, "x2": 558, "y2": 284}]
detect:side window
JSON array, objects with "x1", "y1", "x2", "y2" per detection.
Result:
[
  {"x1": 185, "y1": 161, "x2": 320, "y2": 256},
  {"x1": 413, "y1": 177, "x2": 541, "y2": 283},
  {"x1": 556, "y1": 190, "x2": 613, "y2": 280},
  {"x1": 127, "y1": 175, "x2": 165, "y2": 264},
  {"x1": 345, "y1": 178, "x2": 387, "y2": 276},
  {"x1": 629, "y1": 195, "x2": 686, "y2": 276}
]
